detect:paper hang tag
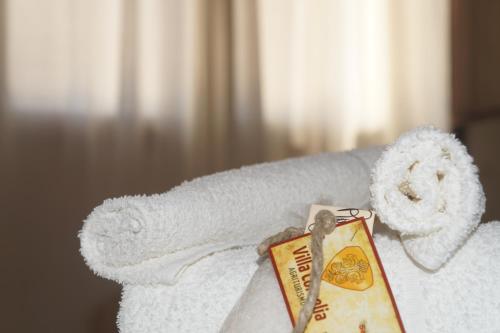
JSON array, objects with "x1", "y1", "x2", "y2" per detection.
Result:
[
  {"x1": 269, "y1": 216, "x2": 405, "y2": 333},
  {"x1": 305, "y1": 205, "x2": 376, "y2": 235}
]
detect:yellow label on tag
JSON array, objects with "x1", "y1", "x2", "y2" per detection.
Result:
[
  {"x1": 269, "y1": 218, "x2": 405, "y2": 333},
  {"x1": 322, "y1": 246, "x2": 374, "y2": 291}
]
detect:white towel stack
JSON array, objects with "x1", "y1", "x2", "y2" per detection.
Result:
[
  {"x1": 79, "y1": 127, "x2": 500, "y2": 332},
  {"x1": 79, "y1": 147, "x2": 383, "y2": 332}
]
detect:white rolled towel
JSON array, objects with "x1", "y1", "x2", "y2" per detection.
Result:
[
  {"x1": 370, "y1": 127, "x2": 486, "y2": 270},
  {"x1": 222, "y1": 127, "x2": 497, "y2": 332},
  {"x1": 79, "y1": 147, "x2": 383, "y2": 285}
]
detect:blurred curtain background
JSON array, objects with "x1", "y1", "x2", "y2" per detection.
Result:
[
  {"x1": 0, "y1": 1, "x2": 451, "y2": 332},
  {"x1": 2, "y1": 0, "x2": 450, "y2": 177}
]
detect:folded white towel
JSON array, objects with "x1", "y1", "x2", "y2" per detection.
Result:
[
  {"x1": 118, "y1": 247, "x2": 258, "y2": 333},
  {"x1": 221, "y1": 221, "x2": 500, "y2": 333},
  {"x1": 80, "y1": 147, "x2": 383, "y2": 285},
  {"x1": 370, "y1": 127, "x2": 485, "y2": 270}
]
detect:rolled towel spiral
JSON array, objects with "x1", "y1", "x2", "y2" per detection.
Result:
[
  {"x1": 370, "y1": 127, "x2": 485, "y2": 270},
  {"x1": 79, "y1": 148, "x2": 382, "y2": 284}
]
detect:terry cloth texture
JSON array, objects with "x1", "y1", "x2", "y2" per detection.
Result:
[
  {"x1": 79, "y1": 146, "x2": 383, "y2": 332},
  {"x1": 222, "y1": 221, "x2": 500, "y2": 333},
  {"x1": 80, "y1": 147, "x2": 383, "y2": 285},
  {"x1": 117, "y1": 246, "x2": 258, "y2": 332},
  {"x1": 370, "y1": 126, "x2": 486, "y2": 270}
]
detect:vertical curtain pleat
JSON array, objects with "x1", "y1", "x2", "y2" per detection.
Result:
[{"x1": 0, "y1": 0, "x2": 450, "y2": 184}]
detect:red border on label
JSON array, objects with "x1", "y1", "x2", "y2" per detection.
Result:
[{"x1": 268, "y1": 217, "x2": 406, "y2": 332}]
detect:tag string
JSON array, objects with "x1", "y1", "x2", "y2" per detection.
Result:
[{"x1": 257, "y1": 210, "x2": 337, "y2": 333}]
